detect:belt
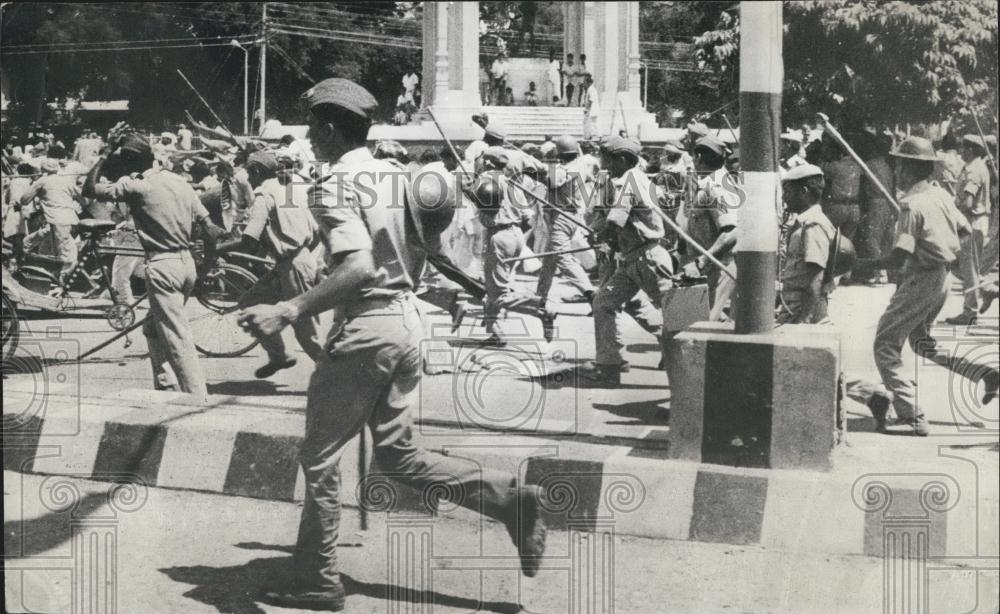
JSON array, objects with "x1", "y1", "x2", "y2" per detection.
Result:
[
  {"x1": 342, "y1": 291, "x2": 412, "y2": 318},
  {"x1": 145, "y1": 247, "x2": 189, "y2": 260},
  {"x1": 487, "y1": 222, "x2": 517, "y2": 233}
]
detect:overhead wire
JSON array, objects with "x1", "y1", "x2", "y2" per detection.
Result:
[{"x1": 1, "y1": 41, "x2": 253, "y2": 55}]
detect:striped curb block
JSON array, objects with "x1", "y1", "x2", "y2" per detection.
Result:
[
  {"x1": 2, "y1": 383, "x2": 996, "y2": 560},
  {"x1": 665, "y1": 321, "x2": 842, "y2": 471}
]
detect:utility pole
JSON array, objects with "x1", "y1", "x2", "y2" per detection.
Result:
[
  {"x1": 733, "y1": 1, "x2": 782, "y2": 334},
  {"x1": 259, "y1": 2, "x2": 268, "y2": 135},
  {"x1": 230, "y1": 39, "x2": 249, "y2": 135}
]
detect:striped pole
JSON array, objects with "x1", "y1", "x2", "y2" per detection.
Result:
[{"x1": 734, "y1": 2, "x2": 782, "y2": 334}]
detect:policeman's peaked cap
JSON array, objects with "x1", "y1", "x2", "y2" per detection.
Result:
[
  {"x1": 604, "y1": 135, "x2": 641, "y2": 159},
  {"x1": 302, "y1": 78, "x2": 378, "y2": 121}
]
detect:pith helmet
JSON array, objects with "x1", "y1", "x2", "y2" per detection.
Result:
[{"x1": 890, "y1": 137, "x2": 936, "y2": 162}]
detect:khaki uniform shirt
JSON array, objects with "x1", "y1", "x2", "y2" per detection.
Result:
[
  {"x1": 781, "y1": 205, "x2": 836, "y2": 291},
  {"x1": 309, "y1": 147, "x2": 424, "y2": 304},
  {"x1": 243, "y1": 176, "x2": 318, "y2": 260},
  {"x1": 549, "y1": 155, "x2": 599, "y2": 215},
  {"x1": 606, "y1": 166, "x2": 665, "y2": 255},
  {"x1": 94, "y1": 167, "x2": 210, "y2": 253},
  {"x1": 894, "y1": 180, "x2": 967, "y2": 268},
  {"x1": 19, "y1": 173, "x2": 81, "y2": 226},
  {"x1": 957, "y1": 157, "x2": 991, "y2": 218},
  {"x1": 680, "y1": 168, "x2": 738, "y2": 263}
]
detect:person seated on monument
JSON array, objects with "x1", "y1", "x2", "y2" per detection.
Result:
[{"x1": 525, "y1": 82, "x2": 538, "y2": 106}]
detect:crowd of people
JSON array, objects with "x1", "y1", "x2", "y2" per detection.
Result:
[{"x1": 2, "y1": 75, "x2": 999, "y2": 610}]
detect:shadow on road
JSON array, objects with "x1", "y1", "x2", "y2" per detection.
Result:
[
  {"x1": 593, "y1": 397, "x2": 669, "y2": 426},
  {"x1": 207, "y1": 380, "x2": 302, "y2": 397},
  {"x1": 161, "y1": 552, "x2": 523, "y2": 614},
  {"x1": 3, "y1": 492, "x2": 107, "y2": 558}
]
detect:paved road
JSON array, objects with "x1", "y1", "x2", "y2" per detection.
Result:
[
  {"x1": 8, "y1": 276, "x2": 997, "y2": 440},
  {"x1": 6, "y1": 471, "x2": 995, "y2": 614}
]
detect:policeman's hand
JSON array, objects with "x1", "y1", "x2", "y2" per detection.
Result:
[
  {"x1": 681, "y1": 260, "x2": 702, "y2": 279},
  {"x1": 238, "y1": 303, "x2": 296, "y2": 339}
]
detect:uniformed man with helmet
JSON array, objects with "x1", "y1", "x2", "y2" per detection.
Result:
[
  {"x1": 472, "y1": 164, "x2": 557, "y2": 345},
  {"x1": 869, "y1": 136, "x2": 998, "y2": 436},
  {"x1": 535, "y1": 134, "x2": 597, "y2": 304},
  {"x1": 237, "y1": 78, "x2": 548, "y2": 611},
  {"x1": 586, "y1": 135, "x2": 674, "y2": 384}
]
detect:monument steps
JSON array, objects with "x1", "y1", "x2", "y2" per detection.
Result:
[{"x1": 481, "y1": 105, "x2": 586, "y2": 140}]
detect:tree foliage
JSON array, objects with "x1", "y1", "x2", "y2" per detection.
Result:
[{"x1": 691, "y1": 0, "x2": 999, "y2": 131}]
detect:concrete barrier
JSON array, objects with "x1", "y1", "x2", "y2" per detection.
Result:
[
  {"x1": 4, "y1": 380, "x2": 993, "y2": 560},
  {"x1": 664, "y1": 321, "x2": 842, "y2": 471}
]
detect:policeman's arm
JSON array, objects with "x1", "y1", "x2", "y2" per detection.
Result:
[
  {"x1": 289, "y1": 249, "x2": 376, "y2": 319},
  {"x1": 793, "y1": 263, "x2": 825, "y2": 324},
  {"x1": 699, "y1": 226, "x2": 737, "y2": 264},
  {"x1": 82, "y1": 155, "x2": 106, "y2": 200},
  {"x1": 17, "y1": 177, "x2": 42, "y2": 208},
  {"x1": 238, "y1": 249, "x2": 376, "y2": 338},
  {"x1": 220, "y1": 193, "x2": 268, "y2": 253}
]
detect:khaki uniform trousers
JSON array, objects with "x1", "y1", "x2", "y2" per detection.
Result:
[
  {"x1": 536, "y1": 211, "x2": 594, "y2": 300},
  {"x1": 593, "y1": 243, "x2": 673, "y2": 366},
  {"x1": 483, "y1": 225, "x2": 546, "y2": 333},
  {"x1": 240, "y1": 248, "x2": 324, "y2": 362},
  {"x1": 293, "y1": 294, "x2": 517, "y2": 588},
  {"x1": 958, "y1": 214, "x2": 990, "y2": 314},
  {"x1": 143, "y1": 251, "x2": 206, "y2": 400}
]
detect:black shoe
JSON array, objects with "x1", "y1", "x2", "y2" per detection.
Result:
[
  {"x1": 449, "y1": 300, "x2": 467, "y2": 334},
  {"x1": 980, "y1": 285, "x2": 998, "y2": 314},
  {"x1": 540, "y1": 310, "x2": 557, "y2": 343},
  {"x1": 581, "y1": 362, "x2": 622, "y2": 386},
  {"x1": 867, "y1": 394, "x2": 890, "y2": 433},
  {"x1": 944, "y1": 312, "x2": 977, "y2": 326},
  {"x1": 982, "y1": 370, "x2": 999, "y2": 405},
  {"x1": 481, "y1": 333, "x2": 507, "y2": 348},
  {"x1": 255, "y1": 357, "x2": 297, "y2": 379},
  {"x1": 504, "y1": 485, "x2": 547, "y2": 578},
  {"x1": 260, "y1": 582, "x2": 346, "y2": 611}
]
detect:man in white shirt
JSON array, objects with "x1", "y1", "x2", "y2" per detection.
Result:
[
  {"x1": 402, "y1": 71, "x2": 419, "y2": 97},
  {"x1": 583, "y1": 75, "x2": 600, "y2": 139},
  {"x1": 572, "y1": 55, "x2": 589, "y2": 106},
  {"x1": 547, "y1": 50, "x2": 561, "y2": 104},
  {"x1": 490, "y1": 53, "x2": 510, "y2": 106},
  {"x1": 177, "y1": 124, "x2": 194, "y2": 150}
]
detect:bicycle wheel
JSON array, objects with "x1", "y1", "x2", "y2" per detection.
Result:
[
  {"x1": 2, "y1": 291, "x2": 19, "y2": 363},
  {"x1": 190, "y1": 263, "x2": 260, "y2": 358}
]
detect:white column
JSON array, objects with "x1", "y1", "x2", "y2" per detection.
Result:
[
  {"x1": 434, "y1": 2, "x2": 449, "y2": 103},
  {"x1": 625, "y1": 2, "x2": 642, "y2": 102},
  {"x1": 423, "y1": 1, "x2": 481, "y2": 113}
]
